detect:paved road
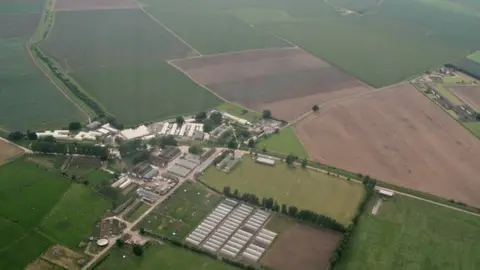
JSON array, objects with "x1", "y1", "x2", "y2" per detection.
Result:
[{"x1": 0, "y1": 136, "x2": 32, "y2": 153}]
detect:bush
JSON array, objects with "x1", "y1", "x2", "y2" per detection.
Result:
[{"x1": 132, "y1": 245, "x2": 143, "y2": 256}]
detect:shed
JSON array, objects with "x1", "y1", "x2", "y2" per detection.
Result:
[
  {"x1": 378, "y1": 189, "x2": 394, "y2": 197},
  {"x1": 255, "y1": 157, "x2": 275, "y2": 166}
]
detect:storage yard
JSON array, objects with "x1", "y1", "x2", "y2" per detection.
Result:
[
  {"x1": 295, "y1": 83, "x2": 480, "y2": 207},
  {"x1": 170, "y1": 47, "x2": 373, "y2": 121}
]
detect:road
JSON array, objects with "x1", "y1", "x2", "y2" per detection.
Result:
[{"x1": 0, "y1": 136, "x2": 32, "y2": 153}]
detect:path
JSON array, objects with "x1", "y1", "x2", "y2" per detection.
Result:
[
  {"x1": 371, "y1": 199, "x2": 383, "y2": 215},
  {"x1": 0, "y1": 136, "x2": 32, "y2": 153}
]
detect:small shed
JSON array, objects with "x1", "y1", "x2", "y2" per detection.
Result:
[{"x1": 378, "y1": 189, "x2": 394, "y2": 198}]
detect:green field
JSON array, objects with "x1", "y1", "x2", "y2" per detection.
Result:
[
  {"x1": 336, "y1": 195, "x2": 480, "y2": 270},
  {"x1": 140, "y1": 0, "x2": 480, "y2": 87},
  {"x1": 96, "y1": 244, "x2": 239, "y2": 270},
  {"x1": 82, "y1": 169, "x2": 113, "y2": 189},
  {"x1": 257, "y1": 127, "x2": 308, "y2": 158},
  {"x1": 202, "y1": 157, "x2": 364, "y2": 224},
  {"x1": 0, "y1": 158, "x2": 112, "y2": 268},
  {"x1": 0, "y1": 0, "x2": 45, "y2": 13},
  {"x1": 431, "y1": 84, "x2": 464, "y2": 105},
  {"x1": 464, "y1": 122, "x2": 480, "y2": 139},
  {"x1": 138, "y1": 181, "x2": 222, "y2": 240},
  {"x1": 125, "y1": 203, "x2": 150, "y2": 222},
  {"x1": 467, "y1": 51, "x2": 480, "y2": 64},
  {"x1": 216, "y1": 102, "x2": 260, "y2": 122},
  {"x1": 40, "y1": 184, "x2": 111, "y2": 249},
  {"x1": 0, "y1": 38, "x2": 85, "y2": 130}
]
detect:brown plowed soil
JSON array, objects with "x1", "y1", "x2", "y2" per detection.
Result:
[
  {"x1": 0, "y1": 140, "x2": 23, "y2": 165},
  {"x1": 55, "y1": 0, "x2": 140, "y2": 11},
  {"x1": 170, "y1": 48, "x2": 373, "y2": 121},
  {"x1": 449, "y1": 85, "x2": 480, "y2": 110},
  {"x1": 0, "y1": 13, "x2": 41, "y2": 38},
  {"x1": 295, "y1": 83, "x2": 480, "y2": 207},
  {"x1": 262, "y1": 223, "x2": 341, "y2": 270}
]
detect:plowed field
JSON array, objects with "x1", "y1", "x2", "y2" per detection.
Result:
[
  {"x1": 295, "y1": 83, "x2": 480, "y2": 207},
  {"x1": 0, "y1": 140, "x2": 23, "y2": 165},
  {"x1": 170, "y1": 47, "x2": 373, "y2": 121},
  {"x1": 449, "y1": 86, "x2": 480, "y2": 110}
]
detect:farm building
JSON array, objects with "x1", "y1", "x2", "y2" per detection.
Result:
[
  {"x1": 131, "y1": 163, "x2": 159, "y2": 180},
  {"x1": 86, "y1": 121, "x2": 102, "y2": 130},
  {"x1": 167, "y1": 165, "x2": 191, "y2": 177},
  {"x1": 378, "y1": 189, "x2": 394, "y2": 198},
  {"x1": 74, "y1": 131, "x2": 100, "y2": 141},
  {"x1": 221, "y1": 112, "x2": 252, "y2": 126},
  {"x1": 137, "y1": 188, "x2": 160, "y2": 202},
  {"x1": 120, "y1": 125, "x2": 150, "y2": 140},
  {"x1": 150, "y1": 146, "x2": 181, "y2": 166},
  {"x1": 218, "y1": 154, "x2": 241, "y2": 173},
  {"x1": 256, "y1": 157, "x2": 276, "y2": 166},
  {"x1": 36, "y1": 130, "x2": 71, "y2": 140},
  {"x1": 176, "y1": 158, "x2": 199, "y2": 170},
  {"x1": 193, "y1": 130, "x2": 204, "y2": 140}
]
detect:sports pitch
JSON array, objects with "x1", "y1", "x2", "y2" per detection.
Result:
[{"x1": 201, "y1": 157, "x2": 364, "y2": 225}]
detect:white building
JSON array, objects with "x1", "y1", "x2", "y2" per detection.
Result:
[
  {"x1": 120, "y1": 125, "x2": 150, "y2": 140},
  {"x1": 36, "y1": 130, "x2": 71, "y2": 140}
]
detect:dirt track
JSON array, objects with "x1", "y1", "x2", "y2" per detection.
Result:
[
  {"x1": 170, "y1": 47, "x2": 373, "y2": 121},
  {"x1": 295, "y1": 83, "x2": 480, "y2": 207},
  {"x1": 262, "y1": 223, "x2": 341, "y2": 270},
  {"x1": 449, "y1": 85, "x2": 480, "y2": 110},
  {"x1": 55, "y1": 0, "x2": 140, "y2": 11}
]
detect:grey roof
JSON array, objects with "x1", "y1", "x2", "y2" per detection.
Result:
[
  {"x1": 176, "y1": 159, "x2": 198, "y2": 170},
  {"x1": 168, "y1": 165, "x2": 191, "y2": 177}
]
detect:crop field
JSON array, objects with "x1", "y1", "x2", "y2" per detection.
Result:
[
  {"x1": 0, "y1": 0, "x2": 45, "y2": 14},
  {"x1": 40, "y1": 184, "x2": 111, "y2": 249},
  {"x1": 138, "y1": 181, "x2": 222, "y2": 240},
  {"x1": 27, "y1": 155, "x2": 66, "y2": 170},
  {"x1": 431, "y1": 84, "x2": 464, "y2": 105},
  {"x1": 216, "y1": 102, "x2": 261, "y2": 122},
  {"x1": 0, "y1": 38, "x2": 85, "y2": 130},
  {"x1": 467, "y1": 51, "x2": 480, "y2": 64},
  {"x1": 0, "y1": 13, "x2": 41, "y2": 38},
  {"x1": 0, "y1": 231, "x2": 53, "y2": 270},
  {"x1": 201, "y1": 157, "x2": 364, "y2": 224},
  {"x1": 54, "y1": 0, "x2": 140, "y2": 11},
  {"x1": 262, "y1": 216, "x2": 341, "y2": 270},
  {"x1": 0, "y1": 139, "x2": 23, "y2": 165},
  {"x1": 257, "y1": 127, "x2": 307, "y2": 158},
  {"x1": 295, "y1": 83, "x2": 480, "y2": 207},
  {"x1": 171, "y1": 47, "x2": 372, "y2": 120},
  {"x1": 336, "y1": 196, "x2": 480, "y2": 270},
  {"x1": 449, "y1": 86, "x2": 480, "y2": 110},
  {"x1": 96, "y1": 244, "x2": 239, "y2": 270}
]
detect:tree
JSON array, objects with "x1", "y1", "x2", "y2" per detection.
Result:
[
  {"x1": 476, "y1": 113, "x2": 480, "y2": 121},
  {"x1": 227, "y1": 139, "x2": 237, "y2": 149},
  {"x1": 223, "y1": 186, "x2": 231, "y2": 196},
  {"x1": 288, "y1": 206, "x2": 298, "y2": 217},
  {"x1": 195, "y1": 111, "x2": 207, "y2": 122},
  {"x1": 241, "y1": 109, "x2": 248, "y2": 115},
  {"x1": 301, "y1": 158, "x2": 308, "y2": 168},
  {"x1": 312, "y1": 104, "x2": 319, "y2": 112},
  {"x1": 262, "y1": 147, "x2": 267, "y2": 153},
  {"x1": 281, "y1": 204, "x2": 287, "y2": 214},
  {"x1": 247, "y1": 139, "x2": 255, "y2": 148},
  {"x1": 189, "y1": 145, "x2": 203, "y2": 155},
  {"x1": 8, "y1": 131, "x2": 24, "y2": 141},
  {"x1": 132, "y1": 245, "x2": 144, "y2": 256},
  {"x1": 203, "y1": 120, "x2": 214, "y2": 133},
  {"x1": 176, "y1": 116, "x2": 185, "y2": 126},
  {"x1": 116, "y1": 239, "x2": 125, "y2": 248},
  {"x1": 210, "y1": 112, "x2": 223, "y2": 125},
  {"x1": 285, "y1": 154, "x2": 296, "y2": 166},
  {"x1": 68, "y1": 122, "x2": 82, "y2": 131},
  {"x1": 139, "y1": 228, "x2": 146, "y2": 235},
  {"x1": 26, "y1": 130, "x2": 38, "y2": 140},
  {"x1": 262, "y1": 109, "x2": 272, "y2": 119}
]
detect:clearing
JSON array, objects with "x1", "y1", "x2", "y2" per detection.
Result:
[
  {"x1": 138, "y1": 181, "x2": 222, "y2": 240},
  {"x1": 449, "y1": 86, "x2": 480, "y2": 110},
  {"x1": 201, "y1": 157, "x2": 364, "y2": 225},
  {"x1": 335, "y1": 195, "x2": 480, "y2": 270},
  {"x1": 257, "y1": 127, "x2": 307, "y2": 158},
  {"x1": 0, "y1": 139, "x2": 23, "y2": 165},
  {"x1": 262, "y1": 216, "x2": 341, "y2": 270},
  {"x1": 95, "y1": 244, "x2": 239, "y2": 270},
  {"x1": 295, "y1": 83, "x2": 480, "y2": 207},
  {"x1": 170, "y1": 47, "x2": 372, "y2": 121}
]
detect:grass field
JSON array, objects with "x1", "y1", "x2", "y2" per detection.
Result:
[
  {"x1": 257, "y1": 127, "x2": 308, "y2": 158},
  {"x1": 0, "y1": 38, "x2": 85, "y2": 130},
  {"x1": 125, "y1": 203, "x2": 150, "y2": 222},
  {"x1": 0, "y1": 0, "x2": 45, "y2": 14},
  {"x1": 202, "y1": 157, "x2": 364, "y2": 224},
  {"x1": 82, "y1": 169, "x2": 113, "y2": 189},
  {"x1": 138, "y1": 181, "x2": 222, "y2": 240},
  {"x1": 216, "y1": 102, "x2": 261, "y2": 122},
  {"x1": 96, "y1": 244, "x2": 239, "y2": 270},
  {"x1": 464, "y1": 122, "x2": 480, "y2": 139},
  {"x1": 66, "y1": 156, "x2": 102, "y2": 178},
  {"x1": 336, "y1": 195, "x2": 480, "y2": 270},
  {"x1": 467, "y1": 51, "x2": 480, "y2": 64},
  {"x1": 0, "y1": 231, "x2": 53, "y2": 270},
  {"x1": 26, "y1": 155, "x2": 66, "y2": 170},
  {"x1": 40, "y1": 184, "x2": 111, "y2": 249},
  {"x1": 431, "y1": 84, "x2": 464, "y2": 105}
]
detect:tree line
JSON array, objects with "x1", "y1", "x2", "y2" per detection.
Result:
[
  {"x1": 31, "y1": 140, "x2": 108, "y2": 158},
  {"x1": 221, "y1": 186, "x2": 346, "y2": 233}
]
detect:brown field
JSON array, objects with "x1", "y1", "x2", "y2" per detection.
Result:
[
  {"x1": 0, "y1": 139, "x2": 23, "y2": 165},
  {"x1": 170, "y1": 48, "x2": 373, "y2": 121},
  {"x1": 262, "y1": 223, "x2": 341, "y2": 270},
  {"x1": 41, "y1": 245, "x2": 88, "y2": 270},
  {"x1": 295, "y1": 83, "x2": 480, "y2": 207},
  {"x1": 26, "y1": 259, "x2": 61, "y2": 270},
  {"x1": 0, "y1": 13, "x2": 40, "y2": 38},
  {"x1": 55, "y1": 0, "x2": 140, "y2": 11},
  {"x1": 449, "y1": 85, "x2": 480, "y2": 110}
]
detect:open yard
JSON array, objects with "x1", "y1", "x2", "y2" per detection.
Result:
[
  {"x1": 138, "y1": 181, "x2": 222, "y2": 240},
  {"x1": 336, "y1": 196, "x2": 480, "y2": 270},
  {"x1": 201, "y1": 157, "x2": 364, "y2": 225},
  {"x1": 0, "y1": 139, "x2": 23, "y2": 165},
  {"x1": 449, "y1": 86, "x2": 480, "y2": 110},
  {"x1": 96, "y1": 244, "x2": 239, "y2": 270},
  {"x1": 262, "y1": 216, "x2": 341, "y2": 270},
  {"x1": 170, "y1": 47, "x2": 372, "y2": 121},
  {"x1": 257, "y1": 127, "x2": 307, "y2": 158},
  {"x1": 295, "y1": 83, "x2": 480, "y2": 207}
]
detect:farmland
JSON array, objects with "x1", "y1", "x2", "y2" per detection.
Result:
[
  {"x1": 257, "y1": 127, "x2": 307, "y2": 158},
  {"x1": 336, "y1": 196, "x2": 480, "y2": 270},
  {"x1": 295, "y1": 83, "x2": 480, "y2": 207},
  {"x1": 0, "y1": 0, "x2": 45, "y2": 13},
  {"x1": 95, "y1": 244, "x2": 239, "y2": 270},
  {"x1": 0, "y1": 13, "x2": 41, "y2": 38},
  {"x1": 262, "y1": 216, "x2": 341, "y2": 270},
  {"x1": 0, "y1": 139, "x2": 23, "y2": 165},
  {"x1": 449, "y1": 86, "x2": 480, "y2": 110},
  {"x1": 216, "y1": 102, "x2": 261, "y2": 122},
  {"x1": 201, "y1": 157, "x2": 364, "y2": 225},
  {"x1": 54, "y1": 0, "x2": 140, "y2": 11},
  {"x1": 138, "y1": 181, "x2": 223, "y2": 240},
  {"x1": 467, "y1": 51, "x2": 480, "y2": 64},
  {"x1": 171, "y1": 47, "x2": 372, "y2": 121}
]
